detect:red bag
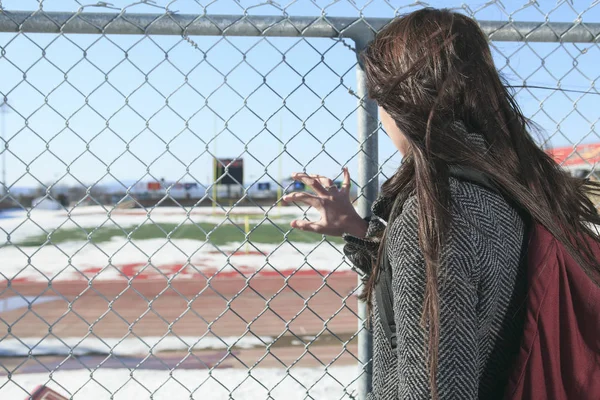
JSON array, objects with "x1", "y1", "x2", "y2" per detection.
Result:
[
  {"x1": 505, "y1": 223, "x2": 600, "y2": 399},
  {"x1": 28, "y1": 385, "x2": 68, "y2": 400}
]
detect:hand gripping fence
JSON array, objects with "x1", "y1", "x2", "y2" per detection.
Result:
[{"x1": 0, "y1": 1, "x2": 598, "y2": 399}]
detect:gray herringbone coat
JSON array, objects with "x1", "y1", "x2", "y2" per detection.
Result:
[{"x1": 343, "y1": 176, "x2": 527, "y2": 399}]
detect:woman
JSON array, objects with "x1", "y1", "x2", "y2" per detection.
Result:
[{"x1": 282, "y1": 8, "x2": 600, "y2": 400}]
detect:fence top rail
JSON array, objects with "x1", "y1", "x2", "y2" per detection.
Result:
[{"x1": 0, "y1": 10, "x2": 598, "y2": 43}]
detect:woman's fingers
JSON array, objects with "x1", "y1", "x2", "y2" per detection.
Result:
[
  {"x1": 309, "y1": 174, "x2": 335, "y2": 191},
  {"x1": 290, "y1": 219, "x2": 324, "y2": 233},
  {"x1": 290, "y1": 170, "x2": 351, "y2": 196},
  {"x1": 292, "y1": 173, "x2": 329, "y2": 196},
  {"x1": 341, "y1": 167, "x2": 351, "y2": 194},
  {"x1": 282, "y1": 191, "x2": 321, "y2": 208}
]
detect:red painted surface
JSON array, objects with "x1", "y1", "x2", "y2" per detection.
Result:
[
  {"x1": 77, "y1": 262, "x2": 347, "y2": 280},
  {"x1": 0, "y1": 268, "x2": 356, "y2": 297}
]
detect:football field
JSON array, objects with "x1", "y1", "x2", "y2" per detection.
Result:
[{"x1": 0, "y1": 206, "x2": 362, "y2": 398}]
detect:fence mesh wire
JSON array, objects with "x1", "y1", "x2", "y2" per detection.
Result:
[{"x1": 0, "y1": 1, "x2": 598, "y2": 399}]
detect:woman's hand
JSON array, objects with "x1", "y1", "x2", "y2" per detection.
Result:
[{"x1": 282, "y1": 167, "x2": 368, "y2": 238}]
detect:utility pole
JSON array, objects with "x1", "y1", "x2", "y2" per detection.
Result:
[
  {"x1": 0, "y1": 100, "x2": 9, "y2": 197},
  {"x1": 278, "y1": 115, "x2": 283, "y2": 217}
]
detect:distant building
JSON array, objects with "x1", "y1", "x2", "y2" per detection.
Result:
[
  {"x1": 246, "y1": 181, "x2": 277, "y2": 199},
  {"x1": 32, "y1": 196, "x2": 62, "y2": 210}
]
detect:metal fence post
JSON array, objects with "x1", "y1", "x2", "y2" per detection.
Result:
[{"x1": 354, "y1": 34, "x2": 378, "y2": 399}]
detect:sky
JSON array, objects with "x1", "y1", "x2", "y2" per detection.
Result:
[{"x1": 0, "y1": 0, "x2": 599, "y2": 193}]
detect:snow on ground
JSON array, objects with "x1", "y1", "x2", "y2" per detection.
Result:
[
  {"x1": 0, "y1": 365, "x2": 360, "y2": 399},
  {"x1": 0, "y1": 238, "x2": 349, "y2": 282},
  {"x1": 0, "y1": 335, "x2": 273, "y2": 357},
  {"x1": 0, "y1": 205, "x2": 321, "y2": 244},
  {"x1": 0, "y1": 206, "x2": 350, "y2": 282}
]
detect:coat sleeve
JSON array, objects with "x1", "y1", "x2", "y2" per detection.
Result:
[
  {"x1": 342, "y1": 196, "x2": 390, "y2": 278},
  {"x1": 387, "y1": 196, "x2": 480, "y2": 399}
]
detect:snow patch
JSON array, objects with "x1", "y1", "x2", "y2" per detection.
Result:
[
  {"x1": 0, "y1": 296, "x2": 60, "y2": 313},
  {"x1": 0, "y1": 335, "x2": 273, "y2": 357},
  {"x1": 0, "y1": 365, "x2": 360, "y2": 399},
  {"x1": 0, "y1": 238, "x2": 349, "y2": 282}
]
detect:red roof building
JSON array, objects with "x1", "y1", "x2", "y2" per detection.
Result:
[{"x1": 546, "y1": 143, "x2": 600, "y2": 172}]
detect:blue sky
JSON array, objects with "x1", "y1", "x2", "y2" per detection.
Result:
[{"x1": 0, "y1": 0, "x2": 599, "y2": 192}]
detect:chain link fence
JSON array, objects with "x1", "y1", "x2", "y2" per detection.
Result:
[{"x1": 0, "y1": 1, "x2": 598, "y2": 399}]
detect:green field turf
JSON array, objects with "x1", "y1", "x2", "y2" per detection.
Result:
[{"x1": 14, "y1": 220, "x2": 344, "y2": 247}]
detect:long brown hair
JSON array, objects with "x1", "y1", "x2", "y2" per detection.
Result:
[{"x1": 359, "y1": 8, "x2": 600, "y2": 398}]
